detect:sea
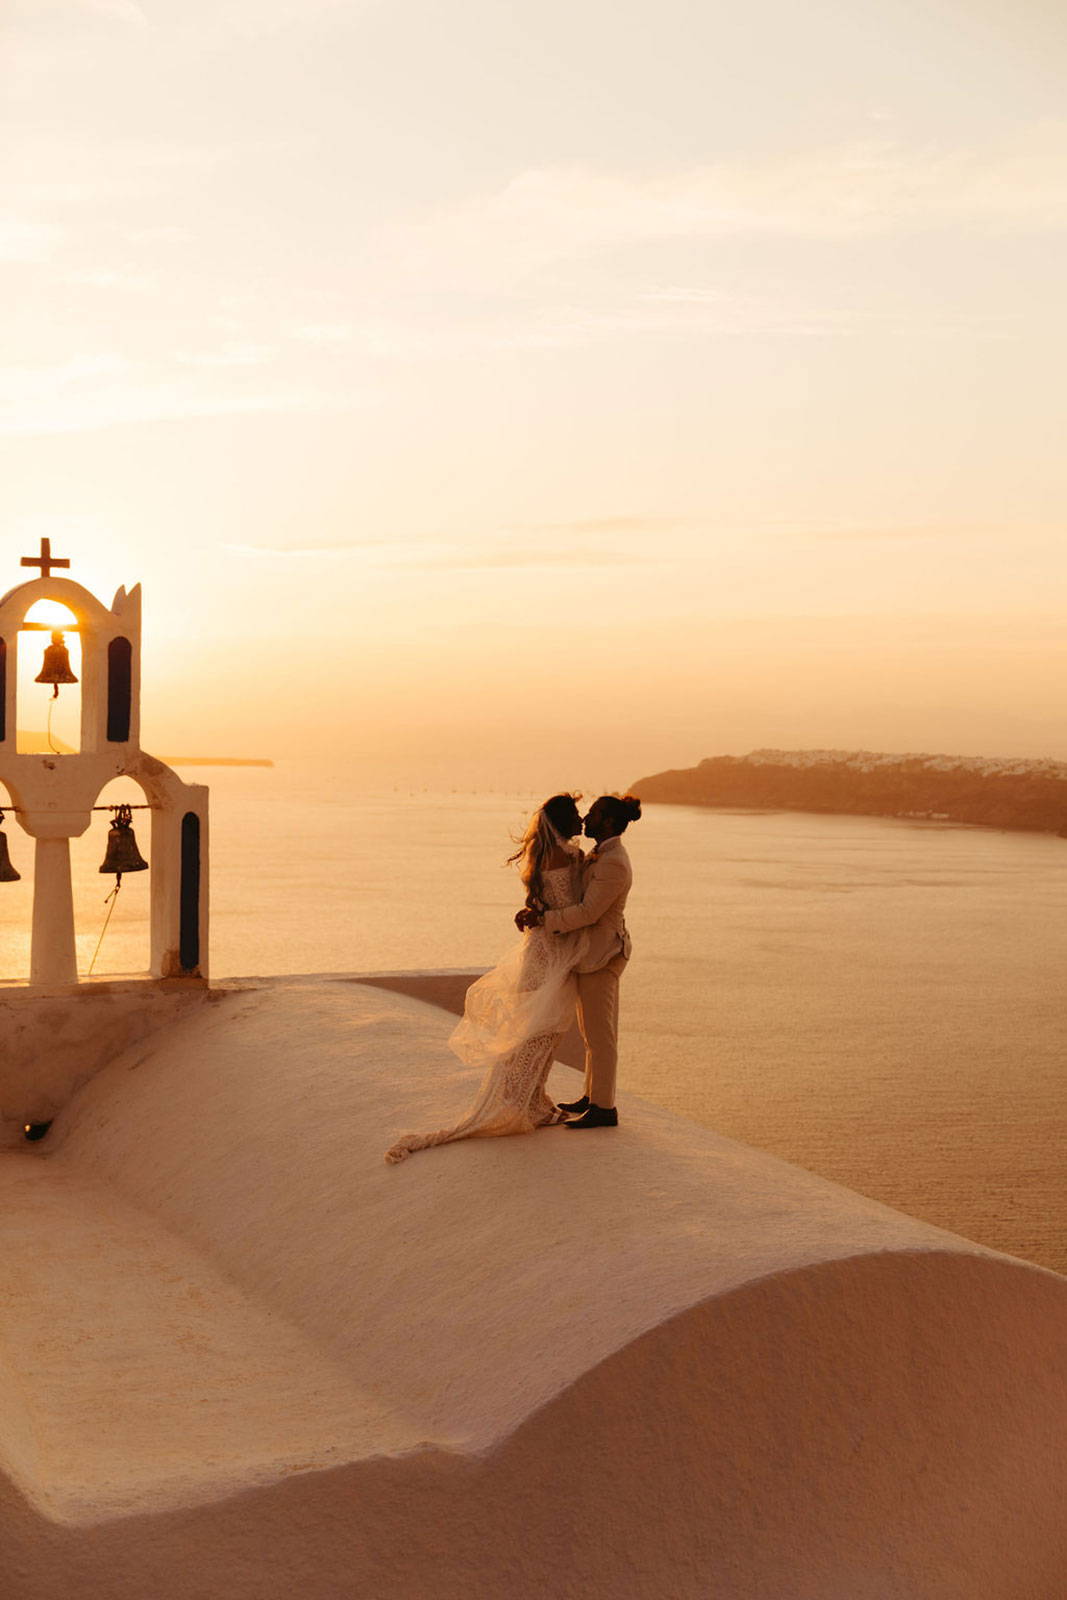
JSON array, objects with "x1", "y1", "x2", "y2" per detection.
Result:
[{"x1": 2, "y1": 760, "x2": 1064, "y2": 1276}]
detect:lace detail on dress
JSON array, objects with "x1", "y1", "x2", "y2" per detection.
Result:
[{"x1": 384, "y1": 861, "x2": 587, "y2": 1163}]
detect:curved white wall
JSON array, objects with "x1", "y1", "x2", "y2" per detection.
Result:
[{"x1": 0, "y1": 976, "x2": 1062, "y2": 1598}]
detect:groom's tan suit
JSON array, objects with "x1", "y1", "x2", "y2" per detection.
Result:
[{"x1": 542, "y1": 836, "x2": 633, "y2": 1108}]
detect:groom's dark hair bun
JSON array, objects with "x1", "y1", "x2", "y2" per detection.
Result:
[{"x1": 597, "y1": 793, "x2": 642, "y2": 832}]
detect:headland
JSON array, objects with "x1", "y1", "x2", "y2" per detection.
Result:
[{"x1": 631, "y1": 748, "x2": 1067, "y2": 835}]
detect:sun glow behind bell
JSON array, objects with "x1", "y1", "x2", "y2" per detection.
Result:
[{"x1": 22, "y1": 599, "x2": 79, "y2": 630}]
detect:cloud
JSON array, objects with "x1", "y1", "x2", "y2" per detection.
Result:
[
  {"x1": 80, "y1": 0, "x2": 147, "y2": 24},
  {"x1": 223, "y1": 532, "x2": 669, "y2": 570},
  {"x1": 767, "y1": 518, "x2": 1065, "y2": 545},
  {"x1": 10, "y1": 0, "x2": 367, "y2": 40},
  {"x1": 223, "y1": 540, "x2": 394, "y2": 556},
  {"x1": 125, "y1": 226, "x2": 192, "y2": 245},
  {"x1": 176, "y1": 342, "x2": 277, "y2": 368},
  {"x1": 0, "y1": 216, "x2": 64, "y2": 263},
  {"x1": 0, "y1": 353, "x2": 333, "y2": 435},
  {"x1": 166, "y1": 0, "x2": 379, "y2": 46},
  {"x1": 0, "y1": 352, "x2": 131, "y2": 399},
  {"x1": 289, "y1": 323, "x2": 355, "y2": 345},
  {"x1": 517, "y1": 516, "x2": 1056, "y2": 545},
  {"x1": 3, "y1": 129, "x2": 302, "y2": 221},
  {"x1": 376, "y1": 122, "x2": 1067, "y2": 294},
  {"x1": 341, "y1": 125, "x2": 1067, "y2": 354},
  {"x1": 411, "y1": 547, "x2": 650, "y2": 571},
  {"x1": 803, "y1": 524, "x2": 993, "y2": 542},
  {"x1": 517, "y1": 516, "x2": 700, "y2": 535},
  {"x1": 11, "y1": 0, "x2": 148, "y2": 25},
  {"x1": 302, "y1": 290, "x2": 848, "y2": 362},
  {"x1": 60, "y1": 265, "x2": 153, "y2": 291}
]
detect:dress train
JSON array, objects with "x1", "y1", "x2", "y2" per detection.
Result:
[{"x1": 385, "y1": 860, "x2": 586, "y2": 1163}]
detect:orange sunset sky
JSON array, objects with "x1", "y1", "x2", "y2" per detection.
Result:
[{"x1": 2, "y1": 0, "x2": 1065, "y2": 788}]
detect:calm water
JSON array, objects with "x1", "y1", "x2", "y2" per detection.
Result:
[{"x1": 2, "y1": 762, "x2": 1064, "y2": 1274}]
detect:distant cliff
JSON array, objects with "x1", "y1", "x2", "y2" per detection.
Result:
[{"x1": 630, "y1": 749, "x2": 1067, "y2": 836}]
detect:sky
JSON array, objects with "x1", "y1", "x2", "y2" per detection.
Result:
[{"x1": 2, "y1": 0, "x2": 1065, "y2": 789}]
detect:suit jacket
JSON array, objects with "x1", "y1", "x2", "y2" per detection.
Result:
[{"x1": 542, "y1": 835, "x2": 633, "y2": 974}]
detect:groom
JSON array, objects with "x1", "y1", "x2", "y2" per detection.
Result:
[{"x1": 516, "y1": 793, "x2": 640, "y2": 1130}]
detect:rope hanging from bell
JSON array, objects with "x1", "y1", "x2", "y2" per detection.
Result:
[
  {"x1": 89, "y1": 804, "x2": 149, "y2": 976},
  {"x1": 0, "y1": 810, "x2": 21, "y2": 883},
  {"x1": 35, "y1": 630, "x2": 78, "y2": 700}
]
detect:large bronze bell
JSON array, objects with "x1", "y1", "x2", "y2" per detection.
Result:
[
  {"x1": 0, "y1": 812, "x2": 20, "y2": 883},
  {"x1": 99, "y1": 803, "x2": 148, "y2": 883},
  {"x1": 35, "y1": 630, "x2": 78, "y2": 698}
]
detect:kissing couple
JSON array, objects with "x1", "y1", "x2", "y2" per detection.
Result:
[{"x1": 384, "y1": 792, "x2": 642, "y2": 1164}]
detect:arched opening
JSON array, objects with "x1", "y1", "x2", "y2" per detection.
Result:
[
  {"x1": 0, "y1": 636, "x2": 7, "y2": 744},
  {"x1": 70, "y1": 775, "x2": 151, "y2": 978},
  {"x1": 107, "y1": 636, "x2": 133, "y2": 742},
  {"x1": 0, "y1": 779, "x2": 32, "y2": 982},
  {"x1": 16, "y1": 599, "x2": 82, "y2": 755}
]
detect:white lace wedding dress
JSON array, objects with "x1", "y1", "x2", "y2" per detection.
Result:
[{"x1": 384, "y1": 854, "x2": 588, "y2": 1163}]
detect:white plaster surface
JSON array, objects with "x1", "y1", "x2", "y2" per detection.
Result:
[
  {"x1": 0, "y1": 977, "x2": 1064, "y2": 1599},
  {"x1": 0, "y1": 981, "x2": 213, "y2": 1141}
]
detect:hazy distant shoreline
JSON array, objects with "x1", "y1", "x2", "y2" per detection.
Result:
[
  {"x1": 12, "y1": 732, "x2": 272, "y2": 766},
  {"x1": 631, "y1": 749, "x2": 1067, "y2": 837},
  {"x1": 164, "y1": 757, "x2": 274, "y2": 768}
]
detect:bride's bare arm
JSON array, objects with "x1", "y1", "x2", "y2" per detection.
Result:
[{"x1": 515, "y1": 843, "x2": 578, "y2": 928}]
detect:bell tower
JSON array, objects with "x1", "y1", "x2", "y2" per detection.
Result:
[{"x1": 0, "y1": 541, "x2": 209, "y2": 987}]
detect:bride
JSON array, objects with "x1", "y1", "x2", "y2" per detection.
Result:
[{"x1": 384, "y1": 793, "x2": 589, "y2": 1164}]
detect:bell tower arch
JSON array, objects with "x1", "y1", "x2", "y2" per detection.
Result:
[{"x1": 0, "y1": 540, "x2": 209, "y2": 987}]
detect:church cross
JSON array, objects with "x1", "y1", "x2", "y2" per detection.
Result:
[{"x1": 21, "y1": 537, "x2": 70, "y2": 580}]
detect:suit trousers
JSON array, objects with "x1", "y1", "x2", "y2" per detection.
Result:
[{"x1": 576, "y1": 951, "x2": 629, "y2": 1109}]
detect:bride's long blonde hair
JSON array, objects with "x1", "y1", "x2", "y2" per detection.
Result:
[{"x1": 508, "y1": 793, "x2": 582, "y2": 914}]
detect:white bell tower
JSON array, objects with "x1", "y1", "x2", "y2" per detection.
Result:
[{"x1": 0, "y1": 540, "x2": 209, "y2": 987}]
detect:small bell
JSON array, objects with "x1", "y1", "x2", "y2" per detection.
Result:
[
  {"x1": 99, "y1": 803, "x2": 149, "y2": 884},
  {"x1": 0, "y1": 811, "x2": 20, "y2": 883},
  {"x1": 35, "y1": 630, "x2": 78, "y2": 699}
]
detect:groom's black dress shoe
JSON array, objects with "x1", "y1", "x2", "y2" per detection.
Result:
[
  {"x1": 565, "y1": 1104, "x2": 618, "y2": 1129},
  {"x1": 556, "y1": 1095, "x2": 590, "y2": 1115}
]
